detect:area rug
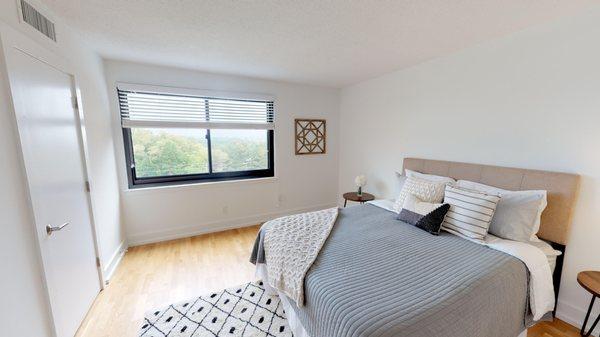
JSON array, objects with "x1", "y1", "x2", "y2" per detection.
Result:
[{"x1": 139, "y1": 280, "x2": 293, "y2": 337}]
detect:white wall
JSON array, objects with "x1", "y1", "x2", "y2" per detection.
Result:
[
  {"x1": 0, "y1": 1, "x2": 122, "y2": 336},
  {"x1": 339, "y1": 6, "x2": 600, "y2": 331},
  {"x1": 103, "y1": 60, "x2": 340, "y2": 245}
]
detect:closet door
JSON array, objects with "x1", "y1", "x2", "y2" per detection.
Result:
[{"x1": 5, "y1": 47, "x2": 101, "y2": 337}]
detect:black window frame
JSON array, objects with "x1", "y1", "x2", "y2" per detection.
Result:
[{"x1": 123, "y1": 128, "x2": 274, "y2": 188}]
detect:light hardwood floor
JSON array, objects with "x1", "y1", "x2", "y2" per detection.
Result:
[{"x1": 76, "y1": 225, "x2": 579, "y2": 337}]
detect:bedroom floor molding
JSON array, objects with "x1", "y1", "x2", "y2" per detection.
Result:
[
  {"x1": 126, "y1": 203, "x2": 337, "y2": 246},
  {"x1": 102, "y1": 240, "x2": 127, "y2": 284},
  {"x1": 556, "y1": 299, "x2": 600, "y2": 336}
]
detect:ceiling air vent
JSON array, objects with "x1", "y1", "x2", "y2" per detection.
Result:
[{"x1": 20, "y1": 0, "x2": 56, "y2": 42}]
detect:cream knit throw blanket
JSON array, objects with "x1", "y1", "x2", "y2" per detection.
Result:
[{"x1": 263, "y1": 207, "x2": 338, "y2": 307}]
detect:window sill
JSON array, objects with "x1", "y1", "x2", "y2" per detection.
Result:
[{"x1": 123, "y1": 176, "x2": 279, "y2": 195}]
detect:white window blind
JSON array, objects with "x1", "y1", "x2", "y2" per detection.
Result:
[{"x1": 118, "y1": 86, "x2": 274, "y2": 130}]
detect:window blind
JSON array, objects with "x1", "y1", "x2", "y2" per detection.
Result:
[{"x1": 118, "y1": 88, "x2": 274, "y2": 130}]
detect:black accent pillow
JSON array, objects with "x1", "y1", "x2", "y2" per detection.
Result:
[
  {"x1": 398, "y1": 203, "x2": 450, "y2": 235},
  {"x1": 415, "y1": 204, "x2": 450, "y2": 235}
]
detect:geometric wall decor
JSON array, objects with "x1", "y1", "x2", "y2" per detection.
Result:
[{"x1": 295, "y1": 119, "x2": 326, "y2": 155}]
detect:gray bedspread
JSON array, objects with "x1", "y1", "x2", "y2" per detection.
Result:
[{"x1": 251, "y1": 204, "x2": 529, "y2": 337}]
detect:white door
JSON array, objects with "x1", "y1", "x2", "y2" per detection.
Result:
[{"x1": 6, "y1": 49, "x2": 101, "y2": 337}]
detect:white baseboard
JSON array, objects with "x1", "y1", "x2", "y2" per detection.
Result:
[
  {"x1": 102, "y1": 240, "x2": 127, "y2": 283},
  {"x1": 127, "y1": 203, "x2": 337, "y2": 246},
  {"x1": 556, "y1": 299, "x2": 599, "y2": 335}
]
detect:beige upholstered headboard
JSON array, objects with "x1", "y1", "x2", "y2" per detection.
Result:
[{"x1": 403, "y1": 158, "x2": 580, "y2": 245}]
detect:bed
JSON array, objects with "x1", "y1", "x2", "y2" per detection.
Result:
[{"x1": 252, "y1": 158, "x2": 580, "y2": 337}]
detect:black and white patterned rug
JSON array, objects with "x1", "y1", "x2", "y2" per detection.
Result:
[{"x1": 139, "y1": 280, "x2": 294, "y2": 337}]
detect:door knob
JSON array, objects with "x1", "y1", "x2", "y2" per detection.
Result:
[{"x1": 46, "y1": 222, "x2": 70, "y2": 236}]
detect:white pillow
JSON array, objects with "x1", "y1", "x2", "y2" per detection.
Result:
[
  {"x1": 456, "y1": 180, "x2": 547, "y2": 242},
  {"x1": 395, "y1": 171, "x2": 407, "y2": 194},
  {"x1": 393, "y1": 176, "x2": 447, "y2": 213},
  {"x1": 405, "y1": 169, "x2": 456, "y2": 185}
]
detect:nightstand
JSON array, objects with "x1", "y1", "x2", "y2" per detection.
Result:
[
  {"x1": 577, "y1": 271, "x2": 600, "y2": 336},
  {"x1": 342, "y1": 192, "x2": 375, "y2": 207}
]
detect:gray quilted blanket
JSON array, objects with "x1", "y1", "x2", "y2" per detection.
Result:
[{"x1": 252, "y1": 204, "x2": 530, "y2": 337}]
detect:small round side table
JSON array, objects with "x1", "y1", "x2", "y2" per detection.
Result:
[
  {"x1": 577, "y1": 271, "x2": 600, "y2": 337},
  {"x1": 342, "y1": 192, "x2": 374, "y2": 207}
]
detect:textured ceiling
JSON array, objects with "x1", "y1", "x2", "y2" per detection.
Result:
[{"x1": 42, "y1": 0, "x2": 598, "y2": 87}]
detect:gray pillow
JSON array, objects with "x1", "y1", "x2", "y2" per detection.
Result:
[
  {"x1": 488, "y1": 193, "x2": 542, "y2": 242},
  {"x1": 456, "y1": 180, "x2": 546, "y2": 242}
]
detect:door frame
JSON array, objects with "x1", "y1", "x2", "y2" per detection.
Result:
[{"x1": 0, "y1": 21, "x2": 105, "y2": 335}]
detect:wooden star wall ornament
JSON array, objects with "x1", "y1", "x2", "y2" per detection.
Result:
[{"x1": 295, "y1": 118, "x2": 326, "y2": 155}]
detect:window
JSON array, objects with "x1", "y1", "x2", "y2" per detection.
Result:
[{"x1": 118, "y1": 84, "x2": 274, "y2": 188}]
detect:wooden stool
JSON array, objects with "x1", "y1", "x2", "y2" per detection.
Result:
[{"x1": 577, "y1": 271, "x2": 600, "y2": 336}]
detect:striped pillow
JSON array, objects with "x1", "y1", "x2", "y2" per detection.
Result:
[{"x1": 441, "y1": 185, "x2": 500, "y2": 242}]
